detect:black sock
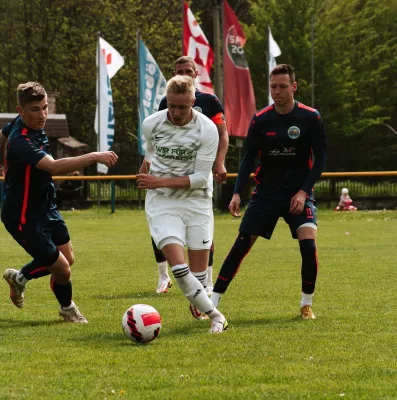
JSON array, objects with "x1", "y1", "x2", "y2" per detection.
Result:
[
  {"x1": 208, "y1": 242, "x2": 214, "y2": 266},
  {"x1": 299, "y1": 239, "x2": 318, "y2": 294},
  {"x1": 151, "y1": 237, "x2": 166, "y2": 263},
  {"x1": 213, "y1": 233, "x2": 252, "y2": 294},
  {"x1": 20, "y1": 260, "x2": 51, "y2": 280},
  {"x1": 51, "y1": 277, "x2": 73, "y2": 308}
]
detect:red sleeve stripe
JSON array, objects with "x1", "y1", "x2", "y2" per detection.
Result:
[
  {"x1": 20, "y1": 165, "x2": 31, "y2": 225},
  {"x1": 211, "y1": 112, "x2": 225, "y2": 125},
  {"x1": 22, "y1": 128, "x2": 28, "y2": 135},
  {"x1": 255, "y1": 105, "x2": 274, "y2": 117},
  {"x1": 298, "y1": 103, "x2": 316, "y2": 113}
]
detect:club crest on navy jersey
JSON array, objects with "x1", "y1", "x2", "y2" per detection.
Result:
[
  {"x1": 287, "y1": 126, "x2": 300, "y2": 139},
  {"x1": 193, "y1": 106, "x2": 203, "y2": 113}
]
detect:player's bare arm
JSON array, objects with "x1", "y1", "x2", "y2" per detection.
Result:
[
  {"x1": 213, "y1": 122, "x2": 229, "y2": 183},
  {"x1": 137, "y1": 174, "x2": 190, "y2": 189},
  {"x1": 36, "y1": 151, "x2": 118, "y2": 176}
]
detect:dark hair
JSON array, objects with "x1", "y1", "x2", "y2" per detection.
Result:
[
  {"x1": 174, "y1": 56, "x2": 197, "y2": 71},
  {"x1": 17, "y1": 82, "x2": 46, "y2": 106},
  {"x1": 270, "y1": 64, "x2": 295, "y2": 84}
]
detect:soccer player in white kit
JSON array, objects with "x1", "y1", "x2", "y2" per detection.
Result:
[{"x1": 137, "y1": 75, "x2": 228, "y2": 333}]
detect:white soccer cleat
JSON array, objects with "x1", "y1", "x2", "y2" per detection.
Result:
[
  {"x1": 205, "y1": 285, "x2": 213, "y2": 295},
  {"x1": 156, "y1": 276, "x2": 172, "y2": 294},
  {"x1": 59, "y1": 304, "x2": 88, "y2": 323},
  {"x1": 3, "y1": 268, "x2": 26, "y2": 308},
  {"x1": 209, "y1": 314, "x2": 229, "y2": 334}
]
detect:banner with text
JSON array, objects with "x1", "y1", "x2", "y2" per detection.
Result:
[
  {"x1": 138, "y1": 39, "x2": 167, "y2": 155},
  {"x1": 183, "y1": 1, "x2": 214, "y2": 93},
  {"x1": 224, "y1": 0, "x2": 256, "y2": 137}
]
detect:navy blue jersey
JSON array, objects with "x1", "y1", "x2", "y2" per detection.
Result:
[
  {"x1": 234, "y1": 101, "x2": 327, "y2": 195},
  {"x1": 2, "y1": 116, "x2": 56, "y2": 224},
  {"x1": 1, "y1": 116, "x2": 18, "y2": 138},
  {"x1": 159, "y1": 90, "x2": 225, "y2": 124}
]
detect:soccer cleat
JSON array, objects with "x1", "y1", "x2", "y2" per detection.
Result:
[
  {"x1": 59, "y1": 304, "x2": 88, "y2": 323},
  {"x1": 156, "y1": 276, "x2": 172, "y2": 294},
  {"x1": 209, "y1": 314, "x2": 229, "y2": 334},
  {"x1": 3, "y1": 269, "x2": 26, "y2": 308},
  {"x1": 205, "y1": 285, "x2": 213, "y2": 295},
  {"x1": 189, "y1": 303, "x2": 208, "y2": 320},
  {"x1": 301, "y1": 305, "x2": 316, "y2": 320}
]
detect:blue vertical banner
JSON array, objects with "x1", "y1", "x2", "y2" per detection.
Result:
[{"x1": 138, "y1": 39, "x2": 167, "y2": 155}]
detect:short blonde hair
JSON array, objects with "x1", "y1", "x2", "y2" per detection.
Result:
[{"x1": 166, "y1": 75, "x2": 195, "y2": 98}]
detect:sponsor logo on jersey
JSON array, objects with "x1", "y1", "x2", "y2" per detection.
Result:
[{"x1": 287, "y1": 126, "x2": 300, "y2": 139}]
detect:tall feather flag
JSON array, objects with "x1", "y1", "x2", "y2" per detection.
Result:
[
  {"x1": 268, "y1": 27, "x2": 281, "y2": 105},
  {"x1": 95, "y1": 37, "x2": 124, "y2": 173},
  {"x1": 138, "y1": 39, "x2": 167, "y2": 155},
  {"x1": 183, "y1": 1, "x2": 214, "y2": 94},
  {"x1": 224, "y1": 0, "x2": 256, "y2": 137}
]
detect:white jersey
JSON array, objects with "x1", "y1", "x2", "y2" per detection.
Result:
[{"x1": 143, "y1": 109, "x2": 219, "y2": 199}]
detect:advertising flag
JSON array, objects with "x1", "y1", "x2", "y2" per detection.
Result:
[
  {"x1": 268, "y1": 27, "x2": 281, "y2": 105},
  {"x1": 138, "y1": 39, "x2": 167, "y2": 155},
  {"x1": 183, "y1": 1, "x2": 214, "y2": 94},
  {"x1": 99, "y1": 37, "x2": 125, "y2": 79},
  {"x1": 95, "y1": 45, "x2": 114, "y2": 174},
  {"x1": 224, "y1": 0, "x2": 256, "y2": 137}
]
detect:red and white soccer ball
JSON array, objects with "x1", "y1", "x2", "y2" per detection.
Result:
[{"x1": 122, "y1": 304, "x2": 162, "y2": 344}]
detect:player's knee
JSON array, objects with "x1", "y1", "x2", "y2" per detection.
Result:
[
  {"x1": 299, "y1": 238, "x2": 316, "y2": 257},
  {"x1": 66, "y1": 252, "x2": 75, "y2": 266},
  {"x1": 236, "y1": 232, "x2": 253, "y2": 253}
]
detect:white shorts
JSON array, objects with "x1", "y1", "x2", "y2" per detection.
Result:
[{"x1": 145, "y1": 191, "x2": 213, "y2": 251}]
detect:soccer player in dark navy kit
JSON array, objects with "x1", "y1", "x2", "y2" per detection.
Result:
[
  {"x1": 0, "y1": 82, "x2": 118, "y2": 322},
  {"x1": 210, "y1": 64, "x2": 327, "y2": 319},
  {"x1": 141, "y1": 56, "x2": 229, "y2": 298}
]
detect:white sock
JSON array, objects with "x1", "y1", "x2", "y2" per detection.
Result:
[
  {"x1": 192, "y1": 269, "x2": 207, "y2": 288},
  {"x1": 211, "y1": 292, "x2": 222, "y2": 308},
  {"x1": 207, "y1": 265, "x2": 213, "y2": 287},
  {"x1": 61, "y1": 301, "x2": 75, "y2": 311},
  {"x1": 301, "y1": 292, "x2": 313, "y2": 307},
  {"x1": 157, "y1": 261, "x2": 169, "y2": 278},
  {"x1": 16, "y1": 271, "x2": 28, "y2": 285},
  {"x1": 171, "y1": 264, "x2": 220, "y2": 317}
]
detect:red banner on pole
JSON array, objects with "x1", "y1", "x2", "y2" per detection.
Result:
[
  {"x1": 183, "y1": 1, "x2": 214, "y2": 94},
  {"x1": 224, "y1": 0, "x2": 256, "y2": 137}
]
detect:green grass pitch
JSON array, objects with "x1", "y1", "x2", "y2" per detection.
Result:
[{"x1": 1, "y1": 208, "x2": 397, "y2": 399}]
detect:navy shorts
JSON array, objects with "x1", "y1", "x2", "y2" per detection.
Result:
[
  {"x1": 239, "y1": 187, "x2": 317, "y2": 240},
  {"x1": 3, "y1": 208, "x2": 70, "y2": 266}
]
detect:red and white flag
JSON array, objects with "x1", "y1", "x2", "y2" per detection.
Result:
[
  {"x1": 99, "y1": 37, "x2": 124, "y2": 79},
  {"x1": 183, "y1": 1, "x2": 214, "y2": 93},
  {"x1": 224, "y1": 0, "x2": 256, "y2": 137}
]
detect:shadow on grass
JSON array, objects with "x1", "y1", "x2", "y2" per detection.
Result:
[
  {"x1": 93, "y1": 291, "x2": 177, "y2": 300},
  {"x1": 0, "y1": 318, "x2": 63, "y2": 328}
]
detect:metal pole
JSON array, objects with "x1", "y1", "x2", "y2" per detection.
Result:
[
  {"x1": 213, "y1": 1, "x2": 222, "y2": 103},
  {"x1": 311, "y1": 15, "x2": 315, "y2": 108},
  {"x1": 97, "y1": 32, "x2": 101, "y2": 209},
  {"x1": 137, "y1": 29, "x2": 143, "y2": 210}
]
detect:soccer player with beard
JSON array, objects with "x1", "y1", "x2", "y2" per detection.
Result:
[{"x1": 210, "y1": 64, "x2": 327, "y2": 319}]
